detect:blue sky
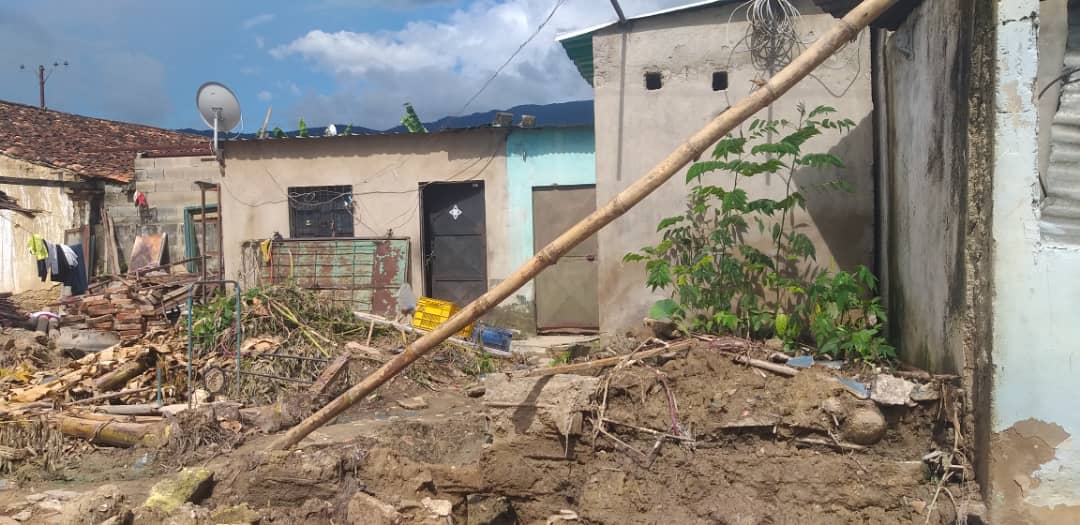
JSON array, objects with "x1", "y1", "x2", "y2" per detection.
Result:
[{"x1": 0, "y1": 0, "x2": 687, "y2": 131}]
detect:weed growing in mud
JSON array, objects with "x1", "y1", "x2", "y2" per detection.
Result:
[{"x1": 626, "y1": 104, "x2": 894, "y2": 362}]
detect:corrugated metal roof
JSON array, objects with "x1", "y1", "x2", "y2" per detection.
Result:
[{"x1": 225, "y1": 124, "x2": 592, "y2": 143}]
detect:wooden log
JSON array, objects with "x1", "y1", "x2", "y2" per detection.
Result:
[
  {"x1": 267, "y1": 0, "x2": 900, "y2": 451},
  {"x1": 93, "y1": 357, "x2": 151, "y2": 392},
  {"x1": 66, "y1": 412, "x2": 164, "y2": 424},
  {"x1": 55, "y1": 415, "x2": 166, "y2": 448}
]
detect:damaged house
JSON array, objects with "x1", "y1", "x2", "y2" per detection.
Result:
[{"x1": 0, "y1": 100, "x2": 209, "y2": 294}]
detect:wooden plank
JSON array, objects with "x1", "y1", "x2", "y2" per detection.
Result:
[{"x1": 309, "y1": 355, "x2": 350, "y2": 398}]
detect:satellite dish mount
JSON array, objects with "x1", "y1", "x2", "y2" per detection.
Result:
[{"x1": 195, "y1": 82, "x2": 242, "y2": 156}]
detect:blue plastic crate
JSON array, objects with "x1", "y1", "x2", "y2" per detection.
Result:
[{"x1": 474, "y1": 323, "x2": 513, "y2": 353}]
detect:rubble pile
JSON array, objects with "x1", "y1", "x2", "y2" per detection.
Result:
[{"x1": 59, "y1": 274, "x2": 196, "y2": 339}]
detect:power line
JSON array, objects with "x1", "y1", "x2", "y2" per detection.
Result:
[{"x1": 455, "y1": 0, "x2": 568, "y2": 115}]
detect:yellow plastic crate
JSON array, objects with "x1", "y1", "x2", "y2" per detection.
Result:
[{"x1": 412, "y1": 297, "x2": 474, "y2": 339}]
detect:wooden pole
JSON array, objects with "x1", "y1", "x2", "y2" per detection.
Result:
[{"x1": 269, "y1": 0, "x2": 898, "y2": 451}]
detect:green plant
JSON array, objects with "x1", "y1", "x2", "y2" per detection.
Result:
[
  {"x1": 626, "y1": 104, "x2": 892, "y2": 362},
  {"x1": 272, "y1": 127, "x2": 285, "y2": 138},
  {"x1": 475, "y1": 350, "x2": 496, "y2": 375},
  {"x1": 550, "y1": 350, "x2": 571, "y2": 367},
  {"x1": 298, "y1": 118, "x2": 308, "y2": 137},
  {"x1": 801, "y1": 266, "x2": 894, "y2": 361},
  {"x1": 342, "y1": 124, "x2": 352, "y2": 136}
]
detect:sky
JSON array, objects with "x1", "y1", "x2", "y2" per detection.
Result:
[{"x1": 0, "y1": 0, "x2": 691, "y2": 131}]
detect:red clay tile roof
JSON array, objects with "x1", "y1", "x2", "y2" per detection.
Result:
[{"x1": 0, "y1": 99, "x2": 211, "y2": 183}]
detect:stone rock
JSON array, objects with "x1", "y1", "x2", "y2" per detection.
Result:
[
  {"x1": 25, "y1": 494, "x2": 47, "y2": 503},
  {"x1": 0, "y1": 516, "x2": 20, "y2": 525},
  {"x1": 820, "y1": 396, "x2": 845, "y2": 418},
  {"x1": 142, "y1": 468, "x2": 214, "y2": 514},
  {"x1": 397, "y1": 396, "x2": 428, "y2": 410},
  {"x1": 346, "y1": 492, "x2": 401, "y2": 525},
  {"x1": 466, "y1": 385, "x2": 486, "y2": 398},
  {"x1": 466, "y1": 494, "x2": 515, "y2": 525},
  {"x1": 483, "y1": 374, "x2": 599, "y2": 437},
  {"x1": 209, "y1": 503, "x2": 261, "y2": 524},
  {"x1": 870, "y1": 374, "x2": 916, "y2": 406},
  {"x1": 44, "y1": 490, "x2": 80, "y2": 501},
  {"x1": 54, "y1": 484, "x2": 129, "y2": 525},
  {"x1": 841, "y1": 405, "x2": 887, "y2": 445},
  {"x1": 11, "y1": 509, "x2": 31, "y2": 522},
  {"x1": 36, "y1": 499, "x2": 63, "y2": 512}
]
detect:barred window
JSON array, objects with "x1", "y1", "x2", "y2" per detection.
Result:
[{"x1": 288, "y1": 185, "x2": 354, "y2": 238}]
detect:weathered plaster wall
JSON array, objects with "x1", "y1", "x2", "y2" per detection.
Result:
[
  {"x1": 500, "y1": 127, "x2": 595, "y2": 328},
  {"x1": 0, "y1": 156, "x2": 82, "y2": 294},
  {"x1": 990, "y1": 0, "x2": 1080, "y2": 521},
  {"x1": 591, "y1": 0, "x2": 874, "y2": 334},
  {"x1": 881, "y1": 0, "x2": 976, "y2": 374},
  {"x1": 105, "y1": 155, "x2": 219, "y2": 269},
  {"x1": 221, "y1": 130, "x2": 509, "y2": 309}
]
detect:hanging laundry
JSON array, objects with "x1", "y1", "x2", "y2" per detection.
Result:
[
  {"x1": 46, "y1": 241, "x2": 59, "y2": 276},
  {"x1": 51, "y1": 245, "x2": 72, "y2": 287},
  {"x1": 67, "y1": 244, "x2": 88, "y2": 295},
  {"x1": 59, "y1": 244, "x2": 78, "y2": 267},
  {"x1": 134, "y1": 191, "x2": 148, "y2": 208},
  {"x1": 26, "y1": 234, "x2": 47, "y2": 260}
]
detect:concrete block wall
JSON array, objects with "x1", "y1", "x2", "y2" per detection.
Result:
[{"x1": 104, "y1": 155, "x2": 218, "y2": 270}]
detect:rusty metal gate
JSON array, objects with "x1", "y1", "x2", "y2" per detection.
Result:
[
  {"x1": 257, "y1": 238, "x2": 409, "y2": 316},
  {"x1": 533, "y1": 185, "x2": 599, "y2": 331},
  {"x1": 422, "y1": 182, "x2": 487, "y2": 306}
]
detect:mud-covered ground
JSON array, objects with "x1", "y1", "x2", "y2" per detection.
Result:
[{"x1": 0, "y1": 340, "x2": 979, "y2": 524}]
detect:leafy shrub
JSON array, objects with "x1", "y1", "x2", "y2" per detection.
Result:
[{"x1": 626, "y1": 104, "x2": 893, "y2": 362}]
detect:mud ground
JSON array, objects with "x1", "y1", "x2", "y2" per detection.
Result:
[{"x1": 0, "y1": 342, "x2": 977, "y2": 524}]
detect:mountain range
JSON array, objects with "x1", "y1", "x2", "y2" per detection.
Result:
[{"x1": 177, "y1": 100, "x2": 593, "y2": 138}]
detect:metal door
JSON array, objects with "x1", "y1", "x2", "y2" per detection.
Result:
[
  {"x1": 533, "y1": 185, "x2": 599, "y2": 331},
  {"x1": 422, "y1": 182, "x2": 487, "y2": 306}
]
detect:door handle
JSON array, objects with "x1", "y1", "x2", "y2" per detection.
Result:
[{"x1": 586, "y1": 255, "x2": 596, "y2": 262}]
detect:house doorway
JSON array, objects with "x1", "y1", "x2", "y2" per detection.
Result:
[
  {"x1": 421, "y1": 182, "x2": 487, "y2": 306},
  {"x1": 532, "y1": 185, "x2": 599, "y2": 332}
]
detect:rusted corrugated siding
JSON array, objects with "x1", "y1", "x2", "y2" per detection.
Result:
[{"x1": 257, "y1": 238, "x2": 409, "y2": 316}]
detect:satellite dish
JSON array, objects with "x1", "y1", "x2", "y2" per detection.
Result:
[{"x1": 195, "y1": 81, "x2": 241, "y2": 154}]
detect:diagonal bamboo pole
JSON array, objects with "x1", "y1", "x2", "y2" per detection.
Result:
[{"x1": 269, "y1": 0, "x2": 898, "y2": 451}]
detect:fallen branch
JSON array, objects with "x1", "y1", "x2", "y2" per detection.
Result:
[
  {"x1": 600, "y1": 417, "x2": 695, "y2": 443},
  {"x1": 64, "y1": 387, "x2": 154, "y2": 406},
  {"x1": 795, "y1": 436, "x2": 867, "y2": 452},
  {"x1": 526, "y1": 340, "x2": 695, "y2": 378},
  {"x1": 267, "y1": 0, "x2": 901, "y2": 451},
  {"x1": 733, "y1": 356, "x2": 797, "y2": 377}
]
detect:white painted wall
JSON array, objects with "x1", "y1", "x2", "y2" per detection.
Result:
[
  {"x1": 0, "y1": 156, "x2": 80, "y2": 294},
  {"x1": 991, "y1": 0, "x2": 1080, "y2": 518}
]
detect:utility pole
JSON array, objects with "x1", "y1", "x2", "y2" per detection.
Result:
[{"x1": 20, "y1": 60, "x2": 69, "y2": 109}]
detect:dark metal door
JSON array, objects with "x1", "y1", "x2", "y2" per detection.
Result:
[
  {"x1": 423, "y1": 182, "x2": 487, "y2": 306},
  {"x1": 533, "y1": 185, "x2": 599, "y2": 331}
]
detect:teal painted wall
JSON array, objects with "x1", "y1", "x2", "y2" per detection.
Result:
[{"x1": 504, "y1": 127, "x2": 595, "y2": 302}]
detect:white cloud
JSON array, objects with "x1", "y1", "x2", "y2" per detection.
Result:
[
  {"x1": 271, "y1": 0, "x2": 688, "y2": 128},
  {"x1": 255, "y1": 35, "x2": 265, "y2": 49},
  {"x1": 241, "y1": 13, "x2": 274, "y2": 30},
  {"x1": 257, "y1": 90, "x2": 273, "y2": 102}
]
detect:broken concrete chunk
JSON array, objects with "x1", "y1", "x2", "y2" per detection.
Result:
[
  {"x1": 483, "y1": 374, "x2": 599, "y2": 437},
  {"x1": 421, "y1": 497, "x2": 453, "y2": 517},
  {"x1": 466, "y1": 494, "x2": 516, "y2": 525},
  {"x1": 53, "y1": 484, "x2": 129, "y2": 525},
  {"x1": 209, "y1": 503, "x2": 261, "y2": 525},
  {"x1": 11, "y1": 509, "x2": 31, "y2": 522},
  {"x1": 909, "y1": 384, "x2": 940, "y2": 402},
  {"x1": 397, "y1": 396, "x2": 429, "y2": 410},
  {"x1": 0, "y1": 516, "x2": 19, "y2": 525},
  {"x1": 346, "y1": 492, "x2": 401, "y2": 525},
  {"x1": 870, "y1": 374, "x2": 917, "y2": 406},
  {"x1": 142, "y1": 467, "x2": 214, "y2": 514},
  {"x1": 840, "y1": 405, "x2": 887, "y2": 445}
]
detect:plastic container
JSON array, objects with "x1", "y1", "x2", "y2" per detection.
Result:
[
  {"x1": 412, "y1": 296, "x2": 474, "y2": 339},
  {"x1": 473, "y1": 323, "x2": 513, "y2": 353}
]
